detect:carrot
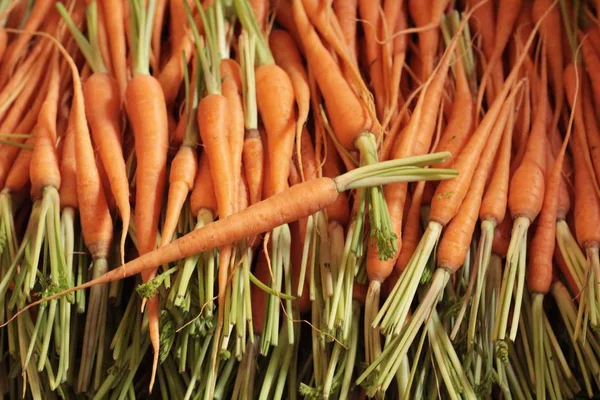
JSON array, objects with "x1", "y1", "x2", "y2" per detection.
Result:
[
  {"x1": 123, "y1": 0, "x2": 168, "y2": 390},
  {"x1": 0, "y1": 55, "x2": 49, "y2": 189},
  {"x1": 102, "y1": 0, "x2": 128, "y2": 95},
  {"x1": 190, "y1": 152, "x2": 218, "y2": 218},
  {"x1": 72, "y1": 60, "x2": 114, "y2": 393},
  {"x1": 582, "y1": 82, "x2": 600, "y2": 188},
  {"x1": 4, "y1": 153, "x2": 458, "y2": 327},
  {"x1": 158, "y1": 33, "x2": 193, "y2": 106},
  {"x1": 394, "y1": 181, "x2": 425, "y2": 278},
  {"x1": 532, "y1": 0, "x2": 564, "y2": 129},
  {"x1": 333, "y1": 0, "x2": 358, "y2": 64},
  {"x1": 269, "y1": 29, "x2": 310, "y2": 182},
  {"x1": 459, "y1": 97, "x2": 518, "y2": 346},
  {"x1": 476, "y1": 0, "x2": 523, "y2": 110},
  {"x1": 580, "y1": 32, "x2": 600, "y2": 123},
  {"x1": 249, "y1": 0, "x2": 268, "y2": 32},
  {"x1": 487, "y1": 61, "x2": 549, "y2": 352},
  {"x1": 59, "y1": 0, "x2": 131, "y2": 270},
  {"x1": 220, "y1": 58, "x2": 245, "y2": 212},
  {"x1": 366, "y1": 15, "x2": 469, "y2": 288},
  {"x1": 29, "y1": 53, "x2": 61, "y2": 200},
  {"x1": 528, "y1": 128, "x2": 571, "y2": 296},
  {"x1": 366, "y1": 10, "x2": 550, "y2": 395},
  {"x1": 59, "y1": 121, "x2": 77, "y2": 210},
  {"x1": 409, "y1": 0, "x2": 450, "y2": 80},
  {"x1": 526, "y1": 71, "x2": 573, "y2": 396},
  {"x1": 564, "y1": 62, "x2": 600, "y2": 197},
  {"x1": 150, "y1": 0, "x2": 167, "y2": 73},
  {"x1": 432, "y1": 48, "x2": 475, "y2": 169},
  {"x1": 160, "y1": 57, "x2": 200, "y2": 247},
  {"x1": 382, "y1": 0, "x2": 408, "y2": 127},
  {"x1": 161, "y1": 146, "x2": 197, "y2": 246},
  {"x1": 466, "y1": 0, "x2": 496, "y2": 70},
  {"x1": 441, "y1": 82, "x2": 520, "y2": 343},
  {"x1": 187, "y1": 4, "x2": 239, "y2": 393},
  {"x1": 243, "y1": 129, "x2": 265, "y2": 208},
  {"x1": 322, "y1": 134, "x2": 350, "y2": 226},
  {"x1": 0, "y1": 0, "x2": 54, "y2": 87},
  {"x1": 292, "y1": 0, "x2": 370, "y2": 150},
  {"x1": 572, "y1": 134, "x2": 600, "y2": 334},
  {"x1": 437, "y1": 90, "x2": 515, "y2": 271},
  {"x1": 358, "y1": 0, "x2": 385, "y2": 118}
]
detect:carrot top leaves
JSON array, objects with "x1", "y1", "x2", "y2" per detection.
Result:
[
  {"x1": 56, "y1": 1, "x2": 107, "y2": 74},
  {"x1": 240, "y1": 30, "x2": 258, "y2": 131}
]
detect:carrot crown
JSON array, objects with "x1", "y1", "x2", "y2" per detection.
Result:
[
  {"x1": 233, "y1": 0, "x2": 274, "y2": 66},
  {"x1": 441, "y1": 11, "x2": 477, "y2": 95},
  {"x1": 129, "y1": 0, "x2": 157, "y2": 76},
  {"x1": 186, "y1": 0, "x2": 222, "y2": 95},
  {"x1": 56, "y1": 1, "x2": 107, "y2": 74}
]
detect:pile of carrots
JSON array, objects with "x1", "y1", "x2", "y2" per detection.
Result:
[{"x1": 1, "y1": 0, "x2": 600, "y2": 398}]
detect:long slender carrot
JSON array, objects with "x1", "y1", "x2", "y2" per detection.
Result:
[
  {"x1": 532, "y1": 0, "x2": 564, "y2": 129},
  {"x1": 3, "y1": 153, "x2": 458, "y2": 325},
  {"x1": 102, "y1": 0, "x2": 128, "y2": 95},
  {"x1": 150, "y1": 0, "x2": 167, "y2": 73},
  {"x1": 564, "y1": 62, "x2": 600, "y2": 197},
  {"x1": 433, "y1": 50, "x2": 475, "y2": 169},
  {"x1": 59, "y1": 121, "x2": 77, "y2": 210},
  {"x1": 269, "y1": 29, "x2": 310, "y2": 182},
  {"x1": 221, "y1": 58, "x2": 245, "y2": 212},
  {"x1": 366, "y1": 10, "x2": 551, "y2": 395},
  {"x1": 333, "y1": 0, "x2": 358, "y2": 64}
]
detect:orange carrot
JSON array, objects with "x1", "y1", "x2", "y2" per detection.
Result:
[
  {"x1": 269, "y1": 29, "x2": 310, "y2": 180},
  {"x1": 358, "y1": 0, "x2": 385, "y2": 118},
  {"x1": 564, "y1": 63, "x2": 600, "y2": 197},
  {"x1": 190, "y1": 152, "x2": 218, "y2": 218},
  {"x1": 293, "y1": 0, "x2": 370, "y2": 150},
  {"x1": 123, "y1": 1, "x2": 169, "y2": 388},
  {"x1": 221, "y1": 58, "x2": 245, "y2": 211},
  {"x1": 477, "y1": 0, "x2": 523, "y2": 109},
  {"x1": 161, "y1": 146, "x2": 198, "y2": 245},
  {"x1": 242, "y1": 128, "x2": 265, "y2": 207},
  {"x1": 333, "y1": 0, "x2": 358, "y2": 64},
  {"x1": 102, "y1": 0, "x2": 128, "y2": 95},
  {"x1": 532, "y1": 0, "x2": 564, "y2": 128},
  {"x1": 249, "y1": 0, "x2": 268, "y2": 32},
  {"x1": 59, "y1": 122, "x2": 77, "y2": 210},
  {"x1": 433, "y1": 53, "x2": 475, "y2": 169},
  {"x1": 151, "y1": 0, "x2": 168, "y2": 73},
  {"x1": 437, "y1": 81, "x2": 518, "y2": 273}
]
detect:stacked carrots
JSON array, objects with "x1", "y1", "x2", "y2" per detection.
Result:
[{"x1": 1, "y1": 0, "x2": 600, "y2": 399}]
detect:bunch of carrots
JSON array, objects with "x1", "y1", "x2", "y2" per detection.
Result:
[{"x1": 1, "y1": 0, "x2": 600, "y2": 399}]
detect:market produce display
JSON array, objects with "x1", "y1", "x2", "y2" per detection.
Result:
[{"x1": 0, "y1": 0, "x2": 599, "y2": 399}]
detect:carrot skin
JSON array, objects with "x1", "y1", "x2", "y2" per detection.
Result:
[
  {"x1": 125, "y1": 74, "x2": 169, "y2": 277},
  {"x1": 256, "y1": 64, "x2": 297, "y2": 197}
]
